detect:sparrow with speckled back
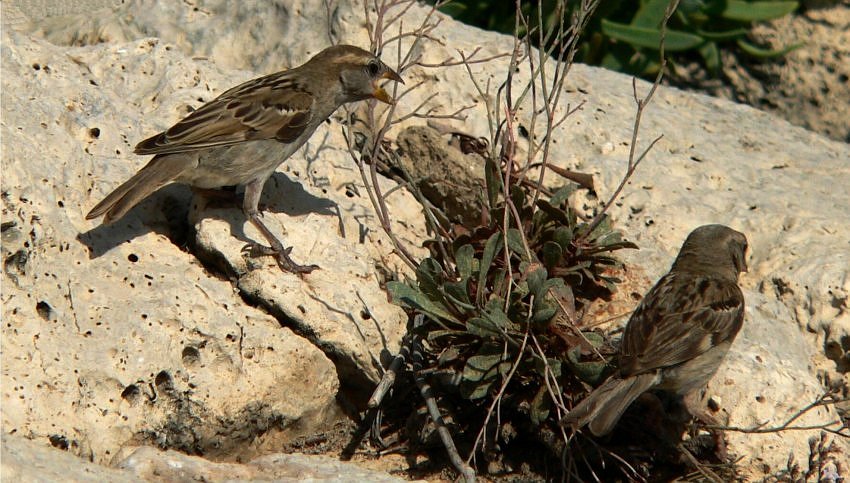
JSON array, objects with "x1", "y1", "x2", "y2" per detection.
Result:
[
  {"x1": 86, "y1": 45, "x2": 403, "y2": 273},
  {"x1": 560, "y1": 224, "x2": 748, "y2": 436}
]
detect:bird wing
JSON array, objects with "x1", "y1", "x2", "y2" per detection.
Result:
[
  {"x1": 618, "y1": 271, "x2": 745, "y2": 377},
  {"x1": 134, "y1": 71, "x2": 315, "y2": 155}
]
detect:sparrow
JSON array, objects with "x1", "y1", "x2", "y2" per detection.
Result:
[
  {"x1": 86, "y1": 45, "x2": 403, "y2": 273},
  {"x1": 561, "y1": 224, "x2": 748, "y2": 436}
]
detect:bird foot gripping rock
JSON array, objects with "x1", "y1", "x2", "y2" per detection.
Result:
[{"x1": 242, "y1": 243, "x2": 319, "y2": 274}]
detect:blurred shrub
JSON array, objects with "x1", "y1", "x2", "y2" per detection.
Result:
[{"x1": 436, "y1": 0, "x2": 801, "y2": 76}]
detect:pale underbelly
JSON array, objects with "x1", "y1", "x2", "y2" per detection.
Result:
[{"x1": 174, "y1": 139, "x2": 300, "y2": 188}]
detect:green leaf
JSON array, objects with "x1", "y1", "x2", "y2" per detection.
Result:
[
  {"x1": 583, "y1": 332, "x2": 605, "y2": 348},
  {"x1": 549, "y1": 184, "x2": 576, "y2": 207},
  {"x1": 438, "y1": 3, "x2": 467, "y2": 17},
  {"x1": 568, "y1": 206, "x2": 578, "y2": 228},
  {"x1": 512, "y1": 279, "x2": 529, "y2": 299},
  {"x1": 484, "y1": 158, "x2": 502, "y2": 209},
  {"x1": 530, "y1": 208, "x2": 548, "y2": 232},
  {"x1": 437, "y1": 346, "x2": 462, "y2": 365},
  {"x1": 566, "y1": 346, "x2": 610, "y2": 385},
  {"x1": 736, "y1": 38, "x2": 804, "y2": 58},
  {"x1": 542, "y1": 241, "x2": 563, "y2": 269},
  {"x1": 534, "y1": 356, "x2": 562, "y2": 379},
  {"x1": 597, "y1": 229, "x2": 623, "y2": 245},
  {"x1": 601, "y1": 51, "x2": 628, "y2": 72},
  {"x1": 696, "y1": 27, "x2": 749, "y2": 41},
  {"x1": 565, "y1": 260, "x2": 592, "y2": 272},
  {"x1": 463, "y1": 353, "x2": 505, "y2": 383},
  {"x1": 492, "y1": 268, "x2": 508, "y2": 295},
  {"x1": 478, "y1": 232, "x2": 503, "y2": 301},
  {"x1": 699, "y1": 41, "x2": 721, "y2": 75},
  {"x1": 542, "y1": 276, "x2": 566, "y2": 293},
  {"x1": 524, "y1": 263, "x2": 548, "y2": 299},
  {"x1": 535, "y1": 199, "x2": 570, "y2": 226},
  {"x1": 463, "y1": 354, "x2": 502, "y2": 390},
  {"x1": 467, "y1": 317, "x2": 502, "y2": 338},
  {"x1": 532, "y1": 301, "x2": 557, "y2": 325},
  {"x1": 482, "y1": 233, "x2": 503, "y2": 267},
  {"x1": 444, "y1": 280, "x2": 473, "y2": 308},
  {"x1": 678, "y1": 0, "x2": 709, "y2": 17},
  {"x1": 510, "y1": 184, "x2": 527, "y2": 211},
  {"x1": 553, "y1": 226, "x2": 574, "y2": 251},
  {"x1": 460, "y1": 349, "x2": 511, "y2": 399},
  {"x1": 722, "y1": 1, "x2": 798, "y2": 21},
  {"x1": 602, "y1": 19, "x2": 705, "y2": 51},
  {"x1": 455, "y1": 244, "x2": 474, "y2": 280},
  {"x1": 484, "y1": 299, "x2": 519, "y2": 332},
  {"x1": 631, "y1": 0, "x2": 672, "y2": 28},
  {"x1": 386, "y1": 281, "x2": 459, "y2": 324},
  {"x1": 600, "y1": 41, "x2": 662, "y2": 75},
  {"x1": 416, "y1": 257, "x2": 444, "y2": 301},
  {"x1": 427, "y1": 329, "x2": 466, "y2": 342},
  {"x1": 506, "y1": 228, "x2": 527, "y2": 259},
  {"x1": 460, "y1": 379, "x2": 492, "y2": 400},
  {"x1": 585, "y1": 214, "x2": 612, "y2": 240},
  {"x1": 582, "y1": 240, "x2": 640, "y2": 254}
]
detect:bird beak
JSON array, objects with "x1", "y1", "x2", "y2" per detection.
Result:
[
  {"x1": 382, "y1": 68, "x2": 404, "y2": 84},
  {"x1": 372, "y1": 67, "x2": 403, "y2": 105}
]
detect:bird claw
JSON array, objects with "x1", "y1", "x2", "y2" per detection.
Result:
[
  {"x1": 241, "y1": 243, "x2": 318, "y2": 274},
  {"x1": 277, "y1": 257, "x2": 319, "y2": 274},
  {"x1": 242, "y1": 243, "x2": 277, "y2": 257}
]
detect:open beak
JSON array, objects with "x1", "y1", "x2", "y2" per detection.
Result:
[
  {"x1": 372, "y1": 67, "x2": 404, "y2": 105},
  {"x1": 382, "y1": 68, "x2": 404, "y2": 84}
]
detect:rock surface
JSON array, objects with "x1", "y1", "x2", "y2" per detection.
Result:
[
  {"x1": 2, "y1": 0, "x2": 848, "y2": 480},
  {"x1": 1, "y1": 432, "x2": 412, "y2": 482},
  {"x1": 117, "y1": 445, "x2": 413, "y2": 482},
  {"x1": 2, "y1": 433, "x2": 136, "y2": 483},
  {"x1": 726, "y1": 2, "x2": 850, "y2": 143}
]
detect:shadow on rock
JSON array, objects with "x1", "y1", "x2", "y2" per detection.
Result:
[
  {"x1": 77, "y1": 172, "x2": 339, "y2": 259},
  {"x1": 77, "y1": 184, "x2": 194, "y2": 258}
]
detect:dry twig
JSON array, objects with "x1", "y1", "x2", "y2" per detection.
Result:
[{"x1": 704, "y1": 389, "x2": 849, "y2": 437}]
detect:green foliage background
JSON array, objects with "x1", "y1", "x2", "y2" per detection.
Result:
[{"x1": 434, "y1": 0, "x2": 801, "y2": 77}]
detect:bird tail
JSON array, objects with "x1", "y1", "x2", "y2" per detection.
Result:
[
  {"x1": 86, "y1": 155, "x2": 191, "y2": 224},
  {"x1": 561, "y1": 372, "x2": 659, "y2": 437}
]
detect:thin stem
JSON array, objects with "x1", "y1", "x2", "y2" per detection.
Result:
[{"x1": 580, "y1": 0, "x2": 676, "y2": 240}]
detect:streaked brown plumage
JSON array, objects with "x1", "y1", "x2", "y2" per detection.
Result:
[
  {"x1": 86, "y1": 45, "x2": 403, "y2": 273},
  {"x1": 561, "y1": 224, "x2": 748, "y2": 436}
]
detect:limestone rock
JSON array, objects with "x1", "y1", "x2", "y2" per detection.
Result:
[
  {"x1": 1, "y1": 433, "x2": 136, "y2": 483},
  {"x1": 117, "y1": 445, "x2": 413, "y2": 482},
  {"x1": 2, "y1": 0, "x2": 848, "y2": 480},
  {"x1": 1, "y1": 29, "x2": 340, "y2": 465},
  {"x1": 0, "y1": 433, "x2": 412, "y2": 482}
]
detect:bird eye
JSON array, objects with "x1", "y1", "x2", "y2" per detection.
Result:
[{"x1": 367, "y1": 60, "x2": 381, "y2": 76}]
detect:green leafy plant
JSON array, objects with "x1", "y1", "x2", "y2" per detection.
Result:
[
  {"x1": 600, "y1": 0, "x2": 802, "y2": 75},
  {"x1": 387, "y1": 152, "x2": 636, "y2": 421},
  {"x1": 435, "y1": 0, "x2": 802, "y2": 77},
  {"x1": 346, "y1": 2, "x2": 836, "y2": 480},
  {"x1": 352, "y1": 0, "x2": 685, "y2": 478}
]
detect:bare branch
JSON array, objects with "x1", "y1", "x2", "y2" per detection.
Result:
[
  {"x1": 416, "y1": 47, "x2": 513, "y2": 68},
  {"x1": 410, "y1": 315, "x2": 476, "y2": 482},
  {"x1": 705, "y1": 390, "x2": 849, "y2": 437},
  {"x1": 579, "y1": 0, "x2": 677, "y2": 240},
  {"x1": 465, "y1": 315, "x2": 531, "y2": 466}
]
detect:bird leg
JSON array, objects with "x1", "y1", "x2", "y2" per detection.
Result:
[
  {"x1": 241, "y1": 179, "x2": 318, "y2": 274},
  {"x1": 682, "y1": 391, "x2": 729, "y2": 461}
]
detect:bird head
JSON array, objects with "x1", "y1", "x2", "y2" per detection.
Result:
[
  {"x1": 673, "y1": 224, "x2": 749, "y2": 279},
  {"x1": 308, "y1": 45, "x2": 403, "y2": 105}
]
